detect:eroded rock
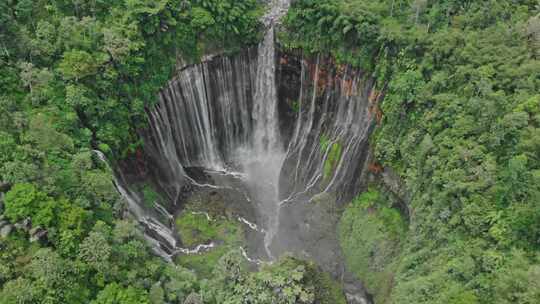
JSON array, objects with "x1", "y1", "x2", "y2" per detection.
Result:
[
  {"x1": 14, "y1": 218, "x2": 31, "y2": 232},
  {"x1": 0, "y1": 224, "x2": 13, "y2": 238},
  {"x1": 29, "y1": 226, "x2": 48, "y2": 243}
]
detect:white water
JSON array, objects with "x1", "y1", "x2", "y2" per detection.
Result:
[
  {"x1": 93, "y1": 150, "x2": 220, "y2": 262},
  {"x1": 237, "y1": 27, "x2": 284, "y2": 259},
  {"x1": 235, "y1": 0, "x2": 292, "y2": 259}
]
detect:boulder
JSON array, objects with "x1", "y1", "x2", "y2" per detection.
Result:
[
  {"x1": 0, "y1": 224, "x2": 13, "y2": 238},
  {"x1": 343, "y1": 271, "x2": 373, "y2": 304},
  {"x1": 29, "y1": 227, "x2": 48, "y2": 243},
  {"x1": 14, "y1": 218, "x2": 31, "y2": 232},
  {"x1": 381, "y1": 167, "x2": 411, "y2": 205}
]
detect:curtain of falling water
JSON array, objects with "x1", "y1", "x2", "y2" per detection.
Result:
[
  {"x1": 238, "y1": 26, "x2": 285, "y2": 259},
  {"x1": 122, "y1": 0, "x2": 378, "y2": 262}
]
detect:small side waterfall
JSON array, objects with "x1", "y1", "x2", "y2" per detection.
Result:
[{"x1": 93, "y1": 150, "x2": 217, "y2": 262}]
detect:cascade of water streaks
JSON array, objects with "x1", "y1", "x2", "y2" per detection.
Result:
[
  {"x1": 278, "y1": 58, "x2": 376, "y2": 206},
  {"x1": 93, "y1": 150, "x2": 221, "y2": 262},
  {"x1": 143, "y1": 50, "x2": 258, "y2": 205},
  {"x1": 92, "y1": 150, "x2": 177, "y2": 259},
  {"x1": 148, "y1": 51, "x2": 257, "y2": 171}
]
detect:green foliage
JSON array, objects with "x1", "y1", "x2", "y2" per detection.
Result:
[
  {"x1": 0, "y1": 2, "x2": 340, "y2": 304},
  {"x1": 309, "y1": 269, "x2": 347, "y2": 304},
  {"x1": 206, "y1": 250, "x2": 336, "y2": 304},
  {"x1": 4, "y1": 1, "x2": 538, "y2": 303},
  {"x1": 492, "y1": 250, "x2": 540, "y2": 304},
  {"x1": 320, "y1": 135, "x2": 342, "y2": 181},
  {"x1": 91, "y1": 283, "x2": 150, "y2": 304},
  {"x1": 140, "y1": 184, "x2": 164, "y2": 208},
  {"x1": 291, "y1": 99, "x2": 300, "y2": 112},
  {"x1": 58, "y1": 50, "x2": 102, "y2": 81},
  {"x1": 1, "y1": 0, "x2": 263, "y2": 158},
  {"x1": 339, "y1": 189, "x2": 405, "y2": 303},
  {"x1": 4, "y1": 183, "x2": 56, "y2": 227},
  {"x1": 280, "y1": 0, "x2": 388, "y2": 69},
  {"x1": 175, "y1": 212, "x2": 243, "y2": 277}
]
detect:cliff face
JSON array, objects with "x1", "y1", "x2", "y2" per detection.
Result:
[
  {"x1": 276, "y1": 50, "x2": 379, "y2": 204},
  {"x1": 117, "y1": 40, "x2": 383, "y2": 303}
]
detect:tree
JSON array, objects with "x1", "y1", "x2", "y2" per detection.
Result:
[
  {"x1": 57, "y1": 49, "x2": 100, "y2": 81},
  {"x1": 79, "y1": 226, "x2": 112, "y2": 282},
  {"x1": 3, "y1": 183, "x2": 56, "y2": 227},
  {"x1": 0, "y1": 277, "x2": 37, "y2": 304},
  {"x1": 149, "y1": 283, "x2": 165, "y2": 304},
  {"x1": 493, "y1": 250, "x2": 540, "y2": 304},
  {"x1": 27, "y1": 248, "x2": 90, "y2": 304},
  {"x1": 101, "y1": 27, "x2": 142, "y2": 65},
  {"x1": 18, "y1": 62, "x2": 54, "y2": 104},
  {"x1": 25, "y1": 113, "x2": 74, "y2": 152},
  {"x1": 161, "y1": 264, "x2": 198, "y2": 303},
  {"x1": 92, "y1": 282, "x2": 150, "y2": 304},
  {"x1": 526, "y1": 14, "x2": 540, "y2": 58}
]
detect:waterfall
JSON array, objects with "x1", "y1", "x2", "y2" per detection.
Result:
[
  {"x1": 239, "y1": 26, "x2": 284, "y2": 259},
  {"x1": 134, "y1": 51, "x2": 377, "y2": 262},
  {"x1": 236, "y1": 0, "x2": 292, "y2": 258},
  {"x1": 278, "y1": 58, "x2": 376, "y2": 204},
  {"x1": 139, "y1": 0, "x2": 293, "y2": 260},
  {"x1": 128, "y1": 0, "x2": 378, "y2": 270},
  {"x1": 252, "y1": 28, "x2": 281, "y2": 154}
]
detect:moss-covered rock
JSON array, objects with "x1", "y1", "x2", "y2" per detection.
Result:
[
  {"x1": 174, "y1": 209, "x2": 244, "y2": 278},
  {"x1": 339, "y1": 189, "x2": 406, "y2": 303}
]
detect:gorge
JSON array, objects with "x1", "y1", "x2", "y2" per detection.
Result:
[
  {"x1": 113, "y1": 2, "x2": 379, "y2": 302},
  {"x1": 2, "y1": 0, "x2": 538, "y2": 303}
]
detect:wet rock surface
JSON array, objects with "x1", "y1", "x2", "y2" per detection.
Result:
[
  {"x1": 274, "y1": 192, "x2": 373, "y2": 303},
  {"x1": 29, "y1": 226, "x2": 48, "y2": 243},
  {"x1": 14, "y1": 218, "x2": 31, "y2": 232}
]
